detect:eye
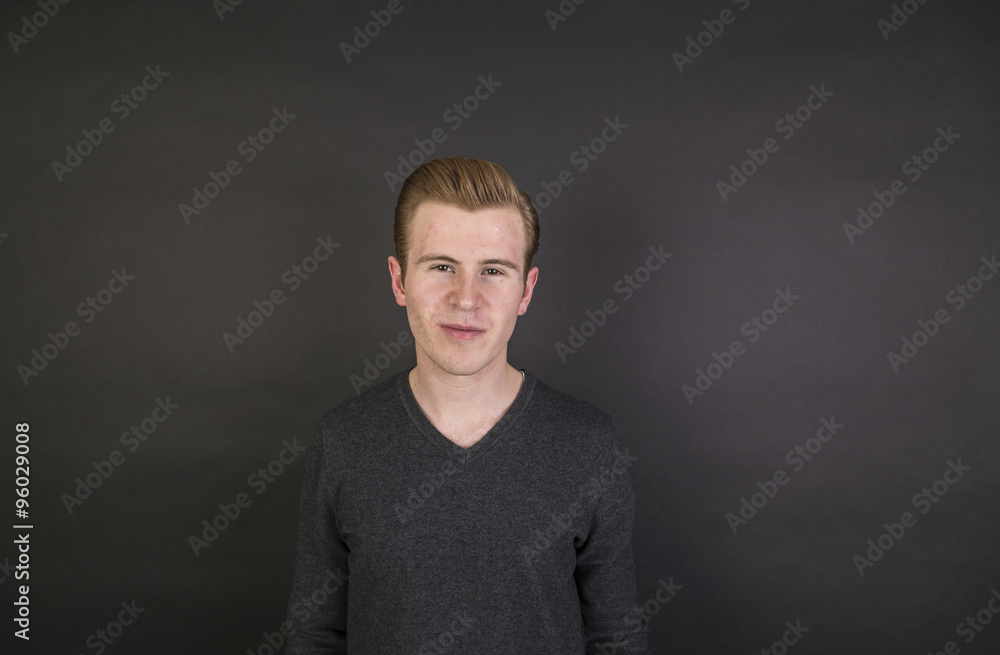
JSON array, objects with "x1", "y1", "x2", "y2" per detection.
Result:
[
  {"x1": 484, "y1": 268, "x2": 504, "y2": 276},
  {"x1": 433, "y1": 264, "x2": 452, "y2": 272}
]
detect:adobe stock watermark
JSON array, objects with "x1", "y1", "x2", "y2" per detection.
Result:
[
  {"x1": 246, "y1": 567, "x2": 348, "y2": 655},
  {"x1": 77, "y1": 600, "x2": 145, "y2": 653},
  {"x1": 178, "y1": 106, "x2": 296, "y2": 223},
  {"x1": 187, "y1": 438, "x2": 307, "y2": 557},
  {"x1": 350, "y1": 330, "x2": 414, "y2": 394},
  {"x1": 682, "y1": 287, "x2": 801, "y2": 406},
  {"x1": 716, "y1": 84, "x2": 834, "y2": 202},
  {"x1": 51, "y1": 65, "x2": 170, "y2": 182},
  {"x1": 843, "y1": 126, "x2": 960, "y2": 244},
  {"x1": 852, "y1": 458, "x2": 971, "y2": 576},
  {"x1": 340, "y1": 0, "x2": 417, "y2": 63},
  {"x1": 758, "y1": 620, "x2": 809, "y2": 655},
  {"x1": 222, "y1": 235, "x2": 340, "y2": 353},
  {"x1": 213, "y1": 0, "x2": 245, "y2": 21},
  {"x1": 672, "y1": 0, "x2": 752, "y2": 73},
  {"x1": 520, "y1": 448, "x2": 638, "y2": 566},
  {"x1": 725, "y1": 417, "x2": 845, "y2": 534},
  {"x1": 534, "y1": 116, "x2": 628, "y2": 210},
  {"x1": 602, "y1": 577, "x2": 683, "y2": 652},
  {"x1": 544, "y1": 0, "x2": 591, "y2": 31},
  {"x1": 417, "y1": 612, "x2": 477, "y2": 655},
  {"x1": 7, "y1": 0, "x2": 71, "y2": 55},
  {"x1": 61, "y1": 397, "x2": 179, "y2": 514},
  {"x1": 383, "y1": 74, "x2": 502, "y2": 192},
  {"x1": 555, "y1": 245, "x2": 670, "y2": 362},
  {"x1": 16, "y1": 268, "x2": 136, "y2": 386},
  {"x1": 925, "y1": 587, "x2": 1000, "y2": 654},
  {"x1": 12, "y1": 534, "x2": 30, "y2": 639},
  {"x1": 886, "y1": 253, "x2": 997, "y2": 373},
  {"x1": 877, "y1": 0, "x2": 933, "y2": 41}
]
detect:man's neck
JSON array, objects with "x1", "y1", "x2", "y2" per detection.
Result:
[{"x1": 408, "y1": 360, "x2": 524, "y2": 429}]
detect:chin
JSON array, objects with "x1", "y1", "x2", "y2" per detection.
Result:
[
  {"x1": 440, "y1": 362, "x2": 485, "y2": 377},
  {"x1": 435, "y1": 354, "x2": 495, "y2": 377}
]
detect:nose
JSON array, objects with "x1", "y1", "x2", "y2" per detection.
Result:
[{"x1": 452, "y1": 271, "x2": 481, "y2": 310}]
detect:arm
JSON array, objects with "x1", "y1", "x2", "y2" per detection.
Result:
[
  {"x1": 285, "y1": 418, "x2": 350, "y2": 654},
  {"x1": 575, "y1": 424, "x2": 650, "y2": 655}
]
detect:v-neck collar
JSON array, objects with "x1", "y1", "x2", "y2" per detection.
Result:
[{"x1": 397, "y1": 367, "x2": 536, "y2": 464}]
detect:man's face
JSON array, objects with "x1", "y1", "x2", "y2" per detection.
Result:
[{"x1": 388, "y1": 201, "x2": 538, "y2": 379}]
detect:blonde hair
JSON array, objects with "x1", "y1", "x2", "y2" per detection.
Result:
[{"x1": 393, "y1": 157, "x2": 539, "y2": 285}]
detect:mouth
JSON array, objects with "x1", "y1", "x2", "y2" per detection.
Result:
[{"x1": 440, "y1": 324, "x2": 486, "y2": 340}]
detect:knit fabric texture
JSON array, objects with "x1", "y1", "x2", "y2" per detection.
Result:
[{"x1": 285, "y1": 367, "x2": 650, "y2": 654}]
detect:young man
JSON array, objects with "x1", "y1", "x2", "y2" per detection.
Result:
[{"x1": 285, "y1": 157, "x2": 650, "y2": 654}]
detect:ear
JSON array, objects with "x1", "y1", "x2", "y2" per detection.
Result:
[
  {"x1": 388, "y1": 256, "x2": 407, "y2": 307},
  {"x1": 518, "y1": 266, "x2": 539, "y2": 315}
]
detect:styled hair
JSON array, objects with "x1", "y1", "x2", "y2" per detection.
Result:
[{"x1": 393, "y1": 157, "x2": 539, "y2": 286}]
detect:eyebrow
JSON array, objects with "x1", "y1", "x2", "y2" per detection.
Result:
[{"x1": 413, "y1": 254, "x2": 521, "y2": 273}]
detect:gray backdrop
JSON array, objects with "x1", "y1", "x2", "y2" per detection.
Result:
[{"x1": 3, "y1": 0, "x2": 999, "y2": 653}]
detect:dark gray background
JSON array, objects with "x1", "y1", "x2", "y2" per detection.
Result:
[{"x1": 3, "y1": 0, "x2": 999, "y2": 653}]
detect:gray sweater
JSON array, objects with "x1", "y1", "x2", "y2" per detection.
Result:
[{"x1": 285, "y1": 367, "x2": 650, "y2": 654}]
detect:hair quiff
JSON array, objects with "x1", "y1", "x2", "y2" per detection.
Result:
[{"x1": 393, "y1": 157, "x2": 539, "y2": 285}]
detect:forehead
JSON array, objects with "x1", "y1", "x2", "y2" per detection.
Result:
[{"x1": 408, "y1": 202, "x2": 525, "y2": 256}]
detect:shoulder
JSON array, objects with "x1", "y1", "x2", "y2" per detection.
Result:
[
  {"x1": 531, "y1": 376, "x2": 614, "y2": 430},
  {"x1": 526, "y1": 373, "x2": 624, "y2": 459},
  {"x1": 313, "y1": 371, "x2": 407, "y2": 447}
]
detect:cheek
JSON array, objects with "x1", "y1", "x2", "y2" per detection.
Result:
[{"x1": 502, "y1": 287, "x2": 526, "y2": 308}]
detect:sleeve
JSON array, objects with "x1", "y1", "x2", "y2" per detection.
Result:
[
  {"x1": 575, "y1": 419, "x2": 651, "y2": 655},
  {"x1": 285, "y1": 415, "x2": 350, "y2": 654}
]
